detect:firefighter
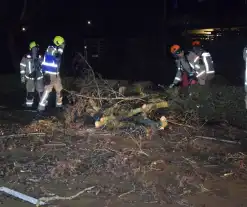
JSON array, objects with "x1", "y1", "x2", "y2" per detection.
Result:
[
  {"x1": 38, "y1": 36, "x2": 65, "y2": 111},
  {"x1": 20, "y1": 41, "x2": 44, "y2": 107},
  {"x1": 169, "y1": 44, "x2": 198, "y2": 88},
  {"x1": 191, "y1": 40, "x2": 215, "y2": 85},
  {"x1": 192, "y1": 40, "x2": 204, "y2": 55},
  {"x1": 243, "y1": 46, "x2": 247, "y2": 109}
]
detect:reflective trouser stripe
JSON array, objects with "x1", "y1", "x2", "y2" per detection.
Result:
[
  {"x1": 26, "y1": 99, "x2": 33, "y2": 106},
  {"x1": 25, "y1": 75, "x2": 43, "y2": 80},
  {"x1": 39, "y1": 90, "x2": 49, "y2": 107}
]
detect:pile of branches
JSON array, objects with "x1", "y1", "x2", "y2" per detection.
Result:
[
  {"x1": 64, "y1": 53, "x2": 169, "y2": 135},
  {"x1": 166, "y1": 83, "x2": 247, "y2": 129},
  {"x1": 64, "y1": 52, "x2": 247, "y2": 135}
]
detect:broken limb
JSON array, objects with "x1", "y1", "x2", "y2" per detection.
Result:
[
  {"x1": 195, "y1": 135, "x2": 241, "y2": 145},
  {"x1": 37, "y1": 186, "x2": 95, "y2": 206},
  {"x1": 95, "y1": 101, "x2": 169, "y2": 128}
]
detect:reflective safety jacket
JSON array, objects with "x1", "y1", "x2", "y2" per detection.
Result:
[
  {"x1": 172, "y1": 51, "x2": 198, "y2": 85},
  {"x1": 20, "y1": 53, "x2": 43, "y2": 80},
  {"x1": 191, "y1": 47, "x2": 215, "y2": 80},
  {"x1": 41, "y1": 45, "x2": 64, "y2": 75}
]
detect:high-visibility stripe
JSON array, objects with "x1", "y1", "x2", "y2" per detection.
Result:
[{"x1": 196, "y1": 71, "x2": 205, "y2": 78}]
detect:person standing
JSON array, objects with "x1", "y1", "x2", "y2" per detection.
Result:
[
  {"x1": 38, "y1": 36, "x2": 65, "y2": 111},
  {"x1": 20, "y1": 41, "x2": 44, "y2": 107}
]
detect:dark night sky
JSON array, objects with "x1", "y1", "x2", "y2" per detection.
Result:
[
  {"x1": 1, "y1": 0, "x2": 165, "y2": 75},
  {"x1": 6, "y1": 0, "x2": 164, "y2": 35},
  {"x1": 3, "y1": 0, "x2": 247, "y2": 32},
  {"x1": 1, "y1": 0, "x2": 247, "y2": 80},
  {"x1": 3, "y1": 0, "x2": 247, "y2": 38}
]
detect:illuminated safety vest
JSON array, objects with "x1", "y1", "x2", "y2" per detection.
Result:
[{"x1": 41, "y1": 45, "x2": 63, "y2": 75}]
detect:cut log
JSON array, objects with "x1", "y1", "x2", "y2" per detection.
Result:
[{"x1": 95, "y1": 101, "x2": 169, "y2": 130}]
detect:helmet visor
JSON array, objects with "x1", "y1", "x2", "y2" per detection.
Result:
[{"x1": 174, "y1": 48, "x2": 182, "y2": 55}]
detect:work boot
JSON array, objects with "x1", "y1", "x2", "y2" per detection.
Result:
[
  {"x1": 38, "y1": 104, "x2": 46, "y2": 111},
  {"x1": 26, "y1": 92, "x2": 35, "y2": 107},
  {"x1": 22, "y1": 102, "x2": 33, "y2": 108}
]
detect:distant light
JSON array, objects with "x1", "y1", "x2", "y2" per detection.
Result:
[
  {"x1": 84, "y1": 46, "x2": 87, "y2": 49},
  {"x1": 21, "y1": 27, "x2": 26, "y2": 32},
  {"x1": 87, "y1": 20, "x2": 91, "y2": 25},
  {"x1": 187, "y1": 28, "x2": 214, "y2": 35}
]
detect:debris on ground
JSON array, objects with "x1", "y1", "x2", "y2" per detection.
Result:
[{"x1": 1, "y1": 58, "x2": 247, "y2": 206}]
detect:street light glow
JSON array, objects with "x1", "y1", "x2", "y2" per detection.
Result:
[
  {"x1": 87, "y1": 20, "x2": 91, "y2": 25},
  {"x1": 21, "y1": 27, "x2": 26, "y2": 32}
]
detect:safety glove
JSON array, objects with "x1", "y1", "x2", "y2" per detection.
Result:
[
  {"x1": 21, "y1": 76, "x2": 25, "y2": 84},
  {"x1": 169, "y1": 83, "x2": 175, "y2": 89}
]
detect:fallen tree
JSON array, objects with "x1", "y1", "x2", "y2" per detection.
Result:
[
  {"x1": 62, "y1": 53, "x2": 247, "y2": 140},
  {"x1": 62, "y1": 54, "x2": 171, "y2": 137}
]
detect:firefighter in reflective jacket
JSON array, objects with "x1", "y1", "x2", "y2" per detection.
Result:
[
  {"x1": 38, "y1": 36, "x2": 65, "y2": 111},
  {"x1": 191, "y1": 40, "x2": 215, "y2": 85},
  {"x1": 20, "y1": 41, "x2": 44, "y2": 107},
  {"x1": 169, "y1": 44, "x2": 197, "y2": 88},
  {"x1": 243, "y1": 46, "x2": 247, "y2": 109}
]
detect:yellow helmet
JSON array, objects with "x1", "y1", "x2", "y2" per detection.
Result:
[
  {"x1": 29, "y1": 41, "x2": 37, "y2": 50},
  {"x1": 53, "y1": 36, "x2": 65, "y2": 46}
]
